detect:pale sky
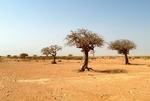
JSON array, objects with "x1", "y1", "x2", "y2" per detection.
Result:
[{"x1": 0, "y1": 0, "x2": 150, "y2": 56}]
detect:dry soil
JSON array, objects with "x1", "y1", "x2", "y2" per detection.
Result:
[{"x1": 0, "y1": 58, "x2": 150, "y2": 101}]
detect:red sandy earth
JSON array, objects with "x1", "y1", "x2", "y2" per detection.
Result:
[{"x1": 0, "y1": 58, "x2": 150, "y2": 101}]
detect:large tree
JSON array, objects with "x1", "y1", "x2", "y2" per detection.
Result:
[
  {"x1": 41, "y1": 45, "x2": 62, "y2": 64},
  {"x1": 65, "y1": 28, "x2": 104, "y2": 72},
  {"x1": 108, "y1": 39, "x2": 136, "y2": 65}
]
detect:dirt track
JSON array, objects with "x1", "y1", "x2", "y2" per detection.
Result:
[{"x1": 0, "y1": 58, "x2": 150, "y2": 101}]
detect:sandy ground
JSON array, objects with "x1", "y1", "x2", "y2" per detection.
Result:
[{"x1": 0, "y1": 58, "x2": 150, "y2": 101}]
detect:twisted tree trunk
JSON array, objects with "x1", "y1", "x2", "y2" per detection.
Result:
[
  {"x1": 124, "y1": 53, "x2": 129, "y2": 65},
  {"x1": 79, "y1": 50, "x2": 93, "y2": 72},
  {"x1": 52, "y1": 55, "x2": 57, "y2": 64},
  {"x1": 79, "y1": 50, "x2": 88, "y2": 71}
]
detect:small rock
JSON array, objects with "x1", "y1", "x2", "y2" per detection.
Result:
[
  {"x1": 6, "y1": 94, "x2": 9, "y2": 97},
  {"x1": 13, "y1": 80, "x2": 16, "y2": 82},
  {"x1": 129, "y1": 90, "x2": 133, "y2": 94}
]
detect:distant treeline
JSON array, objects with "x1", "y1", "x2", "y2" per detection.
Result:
[
  {"x1": 5, "y1": 56, "x2": 83, "y2": 60},
  {"x1": 2, "y1": 55, "x2": 150, "y2": 60}
]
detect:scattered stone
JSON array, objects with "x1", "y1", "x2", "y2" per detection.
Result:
[
  {"x1": 6, "y1": 94, "x2": 9, "y2": 97},
  {"x1": 129, "y1": 90, "x2": 133, "y2": 94},
  {"x1": 13, "y1": 79, "x2": 16, "y2": 82}
]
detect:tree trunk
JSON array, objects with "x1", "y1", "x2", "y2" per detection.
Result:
[
  {"x1": 52, "y1": 55, "x2": 56, "y2": 64},
  {"x1": 80, "y1": 51, "x2": 88, "y2": 71},
  {"x1": 79, "y1": 50, "x2": 92, "y2": 72},
  {"x1": 124, "y1": 53, "x2": 129, "y2": 65}
]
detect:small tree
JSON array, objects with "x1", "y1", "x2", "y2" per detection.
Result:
[
  {"x1": 12, "y1": 55, "x2": 18, "y2": 59},
  {"x1": 68, "y1": 54, "x2": 73, "y2": 60},
  {"x1": 41, "y1": 47, "x2": 49, "y2": 57},
  {"x1": 68, "y1": 54, "x2": 73, "y2": 57},
  {"x1": 33, "y1": 54, "x2": 38, "y2": 62},
  {"x1": 7, "y1": 55, "x2": 11, "y2": 58},
  {"x1": 65, "y1": 28, "x2": 104, "y2": 72},
  {"x1": 19, "y1": 53, "x2": 28, "y2": 59},
  {"x1": 108, "y1": 39, "x2": 136, "y2": 65},
  {"x1": 41, "y1": 45, "x2": 62, "y2": 64}
]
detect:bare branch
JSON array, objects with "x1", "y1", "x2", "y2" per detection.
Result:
[
  {"x1": 65, "y1": 28, "x2": 104, "y2": 52},
  {"x1": 41, "y1": 45, "x2": 62, "y2": 56}
]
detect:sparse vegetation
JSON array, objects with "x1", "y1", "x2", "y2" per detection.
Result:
[
  {"x1": 65, "y1": 28, "x2": 104, "y2": 72},
  {"x1": 68, "y1": 54, "x2": 73, "y2": 60},
  {"x1": 108, "y1": 39, "x2": 136, "y2": 65},
  {"x1": 12, "y1": 55, "x2": 18, "y2": 59},
  {"x1": 7, "y1": 55, "x2": 11, "y2": 58},
  {"x1": 19, "y1": 53, "x2": 29, "y2": 59},
  {"x1": 41, "y1": 45, "x2": 62, "y2": 64},
  {"x1": 1, "y1": 57, "x2": 150, "y2": 101}
]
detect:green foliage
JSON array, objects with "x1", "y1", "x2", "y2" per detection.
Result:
[
  {"x1": 68, "y1": 54, "x2": 73, "y2": 57},
  {"x1": 67, "y1": 54, "x2": 73, "y2": 60},
  {"x1": 19, "y1": 53, "x2": 29, "y2": 59},
  {"x1": 7, "y1": 55, "x2": 11, "y2": 58},
  {"x1": 108, "y1": 39, "x2": 136, "y2": 55},
  {"x1": 12, "y1": 55, "x2": 18, "y2": 59},
  {"x1": 71, "y1": 56, "x2": 82, "y2": 60},
  {"x1": 56, "y1": 56, "x2": 82, "y2": 60}
]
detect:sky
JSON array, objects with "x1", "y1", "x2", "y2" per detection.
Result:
[{"x1": 0, "y1": 0, "x2": 150, "y2": 56}]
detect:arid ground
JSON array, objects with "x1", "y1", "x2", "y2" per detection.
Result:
[{"x1": 0, "y1": 57, "x2": 150, "y2": 101}]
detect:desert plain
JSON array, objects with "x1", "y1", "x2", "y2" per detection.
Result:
[{"x1": 0, "y1": 57, "x2": 150, "y2": 101}]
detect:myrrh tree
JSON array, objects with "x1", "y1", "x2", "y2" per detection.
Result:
[
  {"x1": 41, "y1": 45, "x2": 62, "y2": 64},
  {"x1": 65, "y1": 28, "x2": 104, "y2": 72},
  {"x1": 108, "y1": 39, "x2": 136, "y2": 65}
]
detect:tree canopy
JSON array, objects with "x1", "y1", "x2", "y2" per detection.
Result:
[
  {"x1": 108, "y1": 39, "x2": 136, "y2": 55},
  {"x1": 19, "y1": 53, "x2": 28, "y2": 59},
  {"x1": 41, "y1": 45, "x2": 62, "y2": 56},
  {"x1": 65, "y1": 29, "x2": 104, "y2": 52},
  {"x1": 41, "y1": 45, "x2": 62, "y2": 64}
]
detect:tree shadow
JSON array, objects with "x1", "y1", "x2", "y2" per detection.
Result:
[
  {"x1": 129, "y1": 63, "x2": 146, "y2": 66},
  {"x1": 92, "y1": 69, "x2": 128, "y2": 74}
]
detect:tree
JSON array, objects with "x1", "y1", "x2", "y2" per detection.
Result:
[
  {"x1": 19, "y1": 53, "x2": 28, "y2": 59},
  {"x1": 65, "y1": 28, "x2": 104, "y2": 72},
  {"x1": 7, "y1": 55, "x2": 11, "y2": 58},
  {"x1": 41, "y1": 45, "x2": 62, "y2": 64},
  {"x1": 68, "y1": 54, "x2": 73, "y2": 57},
  {"x1": 108, "y1": 39, "x2": 136, "y2": 65},
  {"x1": 68, "y1": 54, "x2": 73, "y2": 60},
  {"x1": 41, "y1": 47, "x2": 49, "y2": 57},
  {"x1": 12, "y1": 55, "x2": 18, "y2": 59},
  {"x1": 33, "y1": 54, "x2": 37, "y2": 59},
  {"x1": 33, "y1": 54, "x2": 38, "y2": 62}
]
